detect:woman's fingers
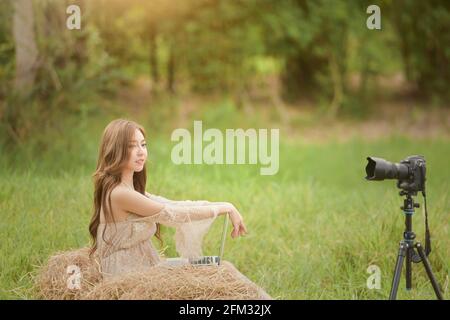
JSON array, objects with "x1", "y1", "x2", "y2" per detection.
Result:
[
  {"x1": 228, "y1": 208, "x2": 248, "y2": 238},
  {"x1": 237, "y1": 213, "x2": 247, "y2": 235},
  {"x1": 231, "y1": 222, "x2": 243, "y2": 238},
  {"x1": 231, "y1": 220, "x2": 247, "y2": 238}
]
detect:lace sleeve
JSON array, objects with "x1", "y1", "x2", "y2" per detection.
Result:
[
  {"x1": 132, "y1": 203, "x2": 222, "y2": 227},
  {"x1": 145, "y1": 192, "x2": 228, "y2": 207}
]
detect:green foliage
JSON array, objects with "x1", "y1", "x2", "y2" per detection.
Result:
[
  {"x1": 388, "y1": 0, "x2": 450, "y2": 103},
  {"x1": 0, "y1": 0, "x2": 449, "y2": 146}
]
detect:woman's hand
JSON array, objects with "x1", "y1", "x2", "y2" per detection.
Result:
[{"x1": 219, "y1": 203, "x2": 248, "y2": 239}]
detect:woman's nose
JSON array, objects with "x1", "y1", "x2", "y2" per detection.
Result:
[{"x1": 137, "y1": 145, "x2": 146, "y2": 155}]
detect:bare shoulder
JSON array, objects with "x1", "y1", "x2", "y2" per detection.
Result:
[
  {"x1": 109, "y1": 185, "x2": 142, "y2": 217},
  {"x1": 109, "y1": 185, "x2": 164, "y2": 217},
  {"x1": 101, "y1": 185, "x2": 135, "y2": 221},
  {"x1": 109, "y1": 185, "x2": 133, "y2": 203}
]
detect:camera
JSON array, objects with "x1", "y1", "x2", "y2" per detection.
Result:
[{"x1": 365, "y1": 155, "x2": 426, "y2": 194}]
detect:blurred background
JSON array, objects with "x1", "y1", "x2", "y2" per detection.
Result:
[{"x1": 0, "y1": 0, "x2": 449, "y2": 299}]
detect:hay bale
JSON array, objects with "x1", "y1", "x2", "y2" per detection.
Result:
[
  {"x1": 34, "y1": 247, "x2": 102, "y2": 300},
  {"x1": 34, "y1": 247, "x2": 272, "y2": 300}
]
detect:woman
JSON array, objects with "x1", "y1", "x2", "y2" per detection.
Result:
[{"x1": 88, "y1": 119, "x2": 247, "y2": 278}]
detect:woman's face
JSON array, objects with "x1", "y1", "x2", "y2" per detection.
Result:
[{"x1": 125, "y1": 128, "x2": 147, "y2": 172}]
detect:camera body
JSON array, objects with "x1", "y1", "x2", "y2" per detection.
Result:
[
  {"x1": 365, "y1": 155, "x2": 426, "y2": 194},
  {"x1": 396, "y1": 155, "x2": 426, "y2": 193}
]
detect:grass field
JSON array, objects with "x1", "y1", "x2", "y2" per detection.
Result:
[{"x1": 0, "y1": 103, "x2": 449, "y2": 300}]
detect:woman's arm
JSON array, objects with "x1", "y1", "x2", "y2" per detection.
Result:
[
  {"x1": 113, "y1": 187, "x2": 247, "y2": 238},
  {"x1": 112, "y1": 187, "x2": 231, "y2": 224},
  {"x1": 144, "y1": 191, "x2": 248, "y2": 238}
]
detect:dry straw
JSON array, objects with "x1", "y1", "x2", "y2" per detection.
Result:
[{"x1": 34, "y1": 247, "x2": 272, "y2": 300}]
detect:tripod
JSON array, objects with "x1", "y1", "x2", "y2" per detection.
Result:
[{"x1": 389, "y1": 192, "x2": 444, "y2": 300}]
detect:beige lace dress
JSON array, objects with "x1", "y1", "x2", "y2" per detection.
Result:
[{"x1": 95, "y1": 193, "x2": 226, "y2": 279}]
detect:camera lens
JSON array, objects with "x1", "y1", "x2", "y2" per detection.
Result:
[{"x1": 365, "y1": 157, "x2": 409, "y2": 181}]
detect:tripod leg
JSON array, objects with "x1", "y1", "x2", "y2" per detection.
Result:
[
  {"x1": 405, "y1": 246, "x2": 412, "y2": 290},
  {"x1": 415, "y1": 243, "x2": 444, "y2": 300},
  {"x1": 389, "y1": 242, "x2": 407, "y2": 300}
]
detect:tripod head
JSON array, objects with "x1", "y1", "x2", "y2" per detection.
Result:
[{"x1": 400, "y1": 192, "x2": 420, "y2": 212}]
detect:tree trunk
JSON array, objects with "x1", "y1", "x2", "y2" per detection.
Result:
[
  {"x1": 328, "y1": 51, "x2": 343, "y2": 118},
  {"x1": 149, "y1": 27, "x2": 159, "y2": 88},
  {"x1": 13, "y1": 0, "x2": 39, "y2": 95},
  {"x1": 167, "y1": 43, "x2": 176, "y2": 94}
]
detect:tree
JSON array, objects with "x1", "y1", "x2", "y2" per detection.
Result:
[{"x1": 13, "y1": 0, "x2": 39, "y2": 95}]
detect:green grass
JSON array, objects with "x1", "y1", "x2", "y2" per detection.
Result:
[{"x1": 0, "y1": 103, "x2": 449, "y2": 300}]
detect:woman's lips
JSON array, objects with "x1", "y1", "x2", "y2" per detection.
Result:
[{"x1": 136, "y1": 160, "x2": 145, "y2": 165}]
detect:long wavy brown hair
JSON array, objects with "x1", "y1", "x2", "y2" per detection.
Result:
[{"x1": 88, "y1": 119, "x2": 163, "y2": 257}]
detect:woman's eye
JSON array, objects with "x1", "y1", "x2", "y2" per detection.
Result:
[{"x1": 142, "y1": 143, "x2": 147, "y2": 148}]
